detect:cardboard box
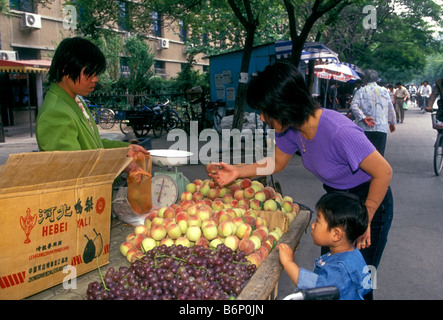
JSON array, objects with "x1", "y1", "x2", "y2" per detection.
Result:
[{"x1": 0, "y1": 148, "x2": 132, "y2": 300}]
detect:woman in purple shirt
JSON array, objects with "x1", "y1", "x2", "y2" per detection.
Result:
[{"x1": 211, "y1": 62, "x2": 393, "y2": 300}]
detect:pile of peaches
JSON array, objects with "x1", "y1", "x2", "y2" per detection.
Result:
[{"x1": 120, "y1": 176, "x2": 299, "y2": 268}]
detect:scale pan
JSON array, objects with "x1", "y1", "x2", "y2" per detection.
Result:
[{"x1": 149, "y1": 149, "x2": 193, "y2": 166}]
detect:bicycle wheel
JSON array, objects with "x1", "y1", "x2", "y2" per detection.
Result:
[
  {"x1": 164, "y1": 110, "x2": 182, "y2": 131},
  {"x1": 133, "y1": 124, "x2": 149, "y2": 138},
  {"x1": 119, "y1": 120, "x2": 131, "y2": 135},
  {"x1": 153, "y1": 119, "x2": 163, "y2": 138},
  {"x1": 98, "y1": 108, "x2": 115, "y2": 129},
  {"x1": 183, "y1": 111, "x2": 191, "y2": 135},
  {"x1": 213, "y1": 112, "x2": 223, "y2": 134},
  {"x1": 434, "y1": 132, "x2": 443, "y2": 176}
]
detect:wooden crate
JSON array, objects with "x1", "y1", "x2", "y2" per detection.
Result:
[{"x1": 237, "y1": 206, "x2": 312, "y2": 300}]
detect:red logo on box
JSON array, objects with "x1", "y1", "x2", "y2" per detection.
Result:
[
  {"x1": 20, "y1": 208, "x2": 37, "y2": 244},
  {"x1": 96, "y1": 197, "x2": 106, "y2": 214}
]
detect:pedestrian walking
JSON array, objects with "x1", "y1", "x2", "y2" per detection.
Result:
[
  {"x1": 394, "y1": 82, "x2": 409, "y2": 123},
  {"x1": 426, "y1": 78, "x2": 443, "y2": 126},
  {"x1": 350, "y1": 69, "x2": 396, "y2": 156}
]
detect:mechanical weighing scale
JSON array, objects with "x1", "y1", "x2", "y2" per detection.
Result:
[{"x1": 149, "y1": 149, "x2": 193, "y2": 208}]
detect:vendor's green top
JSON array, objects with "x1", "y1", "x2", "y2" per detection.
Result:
[{"x1": 36, "y1": 83, "x2": 129, "y2": 151}]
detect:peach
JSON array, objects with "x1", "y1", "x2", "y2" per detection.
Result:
[
  {"x1": 167, "y1": 223, "x2": 182, "y2": 239},
  {"x1": 207, "y1": 188, "x2": 219, "y2": 200},
  {"x1": 230, "y1": 184, "x2": 241, "y2": 196},
  {"x1": 211, "y1": 199, "x2": 225, "y2": 211},
  {"x1": 234, "y1": 189, "x2": 244, "y2": 200},
  {"x1": 222, "y1": 193, "x2": 234, "y2": 204},
  {"x1": 180, "y1": 191, "x2": 193, "y2": 201},
  {"x1": 175, "y1": 211, "x2": 189, "y2": 223},
  {"x1": 192, "y1": 191, "x2": 204, "y2": 202},
  {"x1": 218, "y1": 221, "x2": 235, "y2": 237},
  {"x1": 240, "y1": 178, "x2": 252, "y2": 189},
  {"x1": 195, "y1": 237, "x2": 210, "y2": 248},
  {"x1": 175, "y1": 236, "x2": 191, "y2": 247},
  {"x1": 206, "y1": 163, "x2": 220, "y2": 174},
  {"x1": 188, "y1": 215, "x2": 201, "y2": 227},
  {"x1": 239, "y1": 238, "x2": 255, "y2": 255},
  {"x1": 254, "y1": 190, "x2": 266, "y2": 202},
  {"x1": 186, "y1": 225, "x2": 202, "y2": 242},
  {"x1": 186, "y1": 182, "x2": 197, "y2": 194},
  {"x1": 160, "y1": 238, "x2": 175, "y2": 247},
  {"x1": 202, "y1": 223, "x2": 219, "y2": 240},
  {"x1": 249, "y1": 235, "x2": 261, "y2": 251},
  {"x1": 224, "y1": 235, "x2": 240, "y2": 251},
  {"x1": 253, "y1": 228, "x2": 268, "y2": 242},
  {"x1": 120, "y1": 241, "x2": 135, "y2": 257},
  {"x1": 141, "y1": 237, "x2": 157, "y2": 252},
  {"x1": 150, "y1": 225, "x2": 166, "y2": 241},
  {"x1": 246, "y1": 252, "x2": 263, "y2": 267},
  {"x1": 263, "y1": 187, "x2": 275, "y2": 200},
  {"x1": 132, "y1": 234, "x2": 147, "y2": 250},
  {"x1": 236, "y1": 223, "x2": 252, "y2": 239},
  {"x1": 243, "y1": 187, "x2": 255, "y2": 199}
]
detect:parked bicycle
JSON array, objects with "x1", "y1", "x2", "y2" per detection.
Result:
[
  {"x1": 180, "y1": 97, "x2": 226, "y2": 134},
  {"x1": 83, "y1": 98, "x2": 116, "y2": 129},
  {"x1": 120, "y1": 104, "x2": 163, "y2": 138},
  {"x1": 180, "y1": 97, "x2": 205, "y2": 134},
  {"x1": 431, "y1": 113, "x2": 443, "y2": 175},
  {"x1": 203, "y1": 99, "x2": 226, "y2": 134},
  {"x1": 155, "y1": 99, "x2": 183, "y2": 133}
]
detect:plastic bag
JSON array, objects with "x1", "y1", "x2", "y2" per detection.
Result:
[{"x1": 127, "y1": 152, "x2": 152, "y2": 215}]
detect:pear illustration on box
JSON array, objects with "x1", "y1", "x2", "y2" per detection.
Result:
[{"x1": 83, "y1": 228, "x2": 103, "y2": 264}]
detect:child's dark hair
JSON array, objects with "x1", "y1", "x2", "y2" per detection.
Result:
[
  {"x1": 48, "y1": 37, "x2": 106, "y2": 83},
  {"x1": 316, "y1": 192, "x2": 368, "y2": 243}
]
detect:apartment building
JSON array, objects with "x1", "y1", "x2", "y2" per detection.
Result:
[{"x1": 0, "y1": 0, "x2": 208, "y2": 131}]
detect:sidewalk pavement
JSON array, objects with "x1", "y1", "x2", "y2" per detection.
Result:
[{"x1": 2, "y1": 107, "x2": 443, "y2": 300}]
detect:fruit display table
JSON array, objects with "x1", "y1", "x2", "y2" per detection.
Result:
[{"x1": 237, "y1": 206, "x2": 311, "y2": 300}]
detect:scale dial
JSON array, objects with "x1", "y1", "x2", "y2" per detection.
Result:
[{"x1": 151, "y1": 174, "x2": 179, "y2": 208}]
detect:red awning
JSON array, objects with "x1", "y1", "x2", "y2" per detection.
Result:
[{"x1": 0, "y1": 59, "x2": 51, "y2": 73}]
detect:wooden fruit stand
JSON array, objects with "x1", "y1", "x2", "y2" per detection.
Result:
[{"x1": 237, "y1": 205, "x2": 312, "y2": 300}]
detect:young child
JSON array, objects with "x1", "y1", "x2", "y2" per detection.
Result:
[{"x1": 278, "y1": 192, "x2": 372, "y2": 300}]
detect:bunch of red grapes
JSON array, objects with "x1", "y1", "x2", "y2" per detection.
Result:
[{"x1": 86, "y1": 243, "x2": 257, "y2": 300}]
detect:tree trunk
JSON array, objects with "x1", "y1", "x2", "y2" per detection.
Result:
[{"x1": 231, "y1": 23, "x2": 257, "y2": 130}]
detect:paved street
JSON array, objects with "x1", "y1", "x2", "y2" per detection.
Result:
[{"x1": 1, "y1": 105, "x2": 442, "y2": 300}]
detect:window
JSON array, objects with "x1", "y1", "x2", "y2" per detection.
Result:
[
  {"x1": 152, "y1": 11, "x2": 162, "y2": 37},
  {"x1": 120, "y1": 57, "x2": 130, "y2": 78},
  {"x1": 9, "y1": 0, "x2": 34, "y2": 12},
  {"x1": 154, "y1": 60, "x2": 166, "y2": 75},
  {"x1": 179, "y1": 20, "x2": 187, "y2": 42},
  {"x1": 117, "y1": 0, "x2": 131, "y2": 31}
]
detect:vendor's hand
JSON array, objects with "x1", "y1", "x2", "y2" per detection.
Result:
[
  {"x1": 363, "y1": 116, "x2": 376, "y2": 128},
  {"x1": 355, "y1": 226, "x2": 371, "y2": 250},
  {"x1": 209, "y1": 162, "x2": 240, "y2": 186},
  {"x1": 277, "y1": 243, "x2": 294, "y2": 266},
  {"x1": 127, "y1": 144, "x2": 149, "y2": 159}
]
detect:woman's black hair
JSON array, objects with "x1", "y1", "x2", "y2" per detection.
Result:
[
  {"x1": 246, "y1": 61, "x2": 320, "y2": 129},
  {"x1": 316, "y1": 192, "x2": 368, "y2": 243},
  {"x1": 48, "y1": 37, "x2": 106, "y2": 83}
]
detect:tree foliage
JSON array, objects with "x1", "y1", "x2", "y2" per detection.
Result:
[{"x1": 320, "y1": 0, "x2": 442, "y2": 83}]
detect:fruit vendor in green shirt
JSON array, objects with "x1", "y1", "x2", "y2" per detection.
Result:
[{"x1": 36, "y1": 37, "x2": 147, "y2": 173}]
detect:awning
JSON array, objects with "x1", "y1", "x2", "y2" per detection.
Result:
[
  {"x1": 0, "y1": 59, "x2": 51, "y2": 73},
  {"x1": 275, "y1": 41, "x2": 339, "y2": 63}
]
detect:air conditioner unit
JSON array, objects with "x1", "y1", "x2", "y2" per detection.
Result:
[
  {"x1": 158, "y1": 38, "x2": 169, "y2": 49},
  {"x1": 20, "y1": 13, "x2": 42, "y2": 30},
  {"x1": 0, "y1": 50, "x2": 18, "y2": 61}
]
